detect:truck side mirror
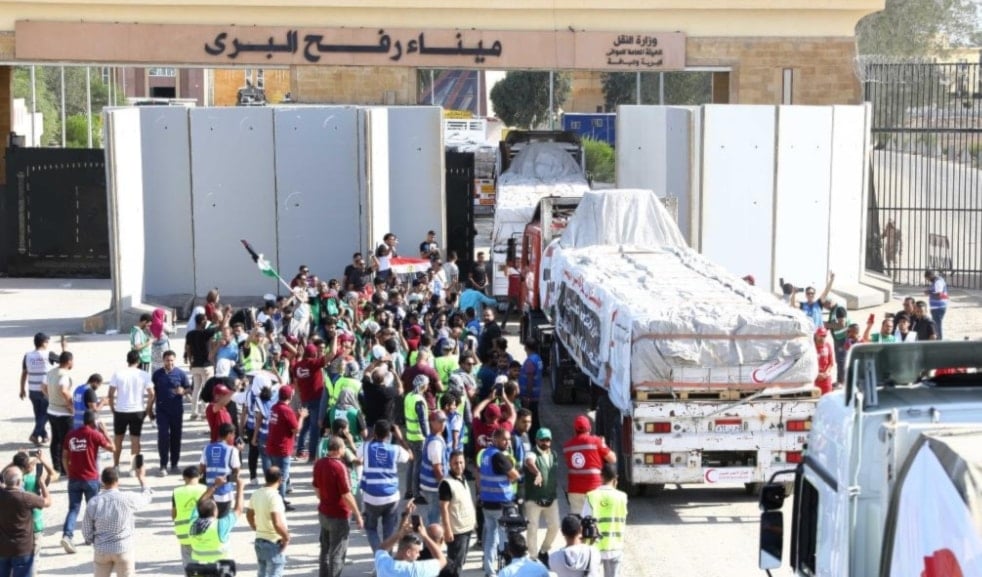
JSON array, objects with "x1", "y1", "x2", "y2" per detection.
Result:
[
  {"x1": 759, "y1": 511, "x2": 784, "y2": 570},
  {"x1": 759, "y1": 482, "x2": 787, "y2": 511}
]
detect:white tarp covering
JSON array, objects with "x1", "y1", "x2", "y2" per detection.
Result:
[
  {"x1": 886, "y1": 432, "x2": 982, "y2": 577},
  {"x1": 542, "y1": 189, "x2": 817, "y2": 413}
]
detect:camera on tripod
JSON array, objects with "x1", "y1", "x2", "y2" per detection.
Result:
[
  {"x1": 497, "y1": 503, "x2": 530, "y2": 570},
  {"x1": 185, "y1": 560, "x2": 236, "y2": 577}
]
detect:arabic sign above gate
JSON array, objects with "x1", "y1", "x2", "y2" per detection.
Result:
[{"x1": 15, "y1": 21, "x2": 685, "y2": 70}]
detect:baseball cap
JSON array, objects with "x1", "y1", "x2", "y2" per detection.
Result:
[
  {"x1": 484, "y1": 404, "x2": 501, "y2": 420},
  {"x1": 34, "y1": 332, "x2": 49, "y2": 347},
  {"x1": 278, "y1": 385, "x2": 294, "y2": 400},
  {"x1": 304, "y1": 344, "x2": 318, "y2": 357},
  {"x1": 573, "y1": 415, "x2": 591, "y2": 433},
  {"x1": 213, "y1": 384, "x2": 233, "y2": 397},
  {"x1": 371, "y1": 344, "x2": 389, "y2": 361},
  {"x1": 536, "y1": 428, "x2": 553, "y2": 440},
  {"x1": 494, "y1": 375, "x2": 509, "y2": 386}
]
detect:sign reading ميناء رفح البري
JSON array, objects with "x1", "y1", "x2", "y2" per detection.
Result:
[{"x1": 14, "y1": 21, "x2": 686, "y2": 70}]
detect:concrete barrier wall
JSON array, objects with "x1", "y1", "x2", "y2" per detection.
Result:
[
  {"x1": 273, "y1": 106, "x2": 363, "y2": 284},
  {"x1": 140, "y1": 106, "x2": 195, "y2": 296},
  {"x1": 387, "y1": 106, "x2": 445, "y2": 251},
  {"x1": 363, "y1": 107, "x2": 391, "y2": 253},
  {"x1": 189, "y1": 107, "x2": 279, "y2": 297}
]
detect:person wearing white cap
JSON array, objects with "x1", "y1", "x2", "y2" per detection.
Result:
[{"x1": 404, "y1": 374, "x2": 431, "y2": 502}]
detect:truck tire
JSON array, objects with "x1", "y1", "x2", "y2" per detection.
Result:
[{"x1": 550, "y1": 341, "x2": 574, "y2": 405}]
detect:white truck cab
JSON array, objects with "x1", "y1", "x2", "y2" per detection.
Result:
[{"x1": 758, "y1": 340, "x2": 982, "y2": 577}]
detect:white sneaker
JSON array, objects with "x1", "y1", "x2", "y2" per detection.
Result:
[
  {"x1": 61, "y1": 536, "x2": 76, "y2": 554},
  {"x1": 249, "y1": 477, "x2": 259, "y2": 487},
  {"x1": 158, "y1": 467, "x2": 168, "y2": 477}
]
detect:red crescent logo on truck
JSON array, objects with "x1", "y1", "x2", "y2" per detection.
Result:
[{"x1": 751, "y1": 358, "x2": 795, "y2": 384}]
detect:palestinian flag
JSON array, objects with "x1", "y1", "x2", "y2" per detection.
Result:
[{"x1": 240, "y1": 239, "x2": 280, "y2": 278}]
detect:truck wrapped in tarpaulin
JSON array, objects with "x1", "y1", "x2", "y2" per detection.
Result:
[
  {"x1": 540, "y1": 189, "x2": 818, "y2": 414},
  {"x1": 524, "y1": 189, "x2": 819, "y2": 492}
]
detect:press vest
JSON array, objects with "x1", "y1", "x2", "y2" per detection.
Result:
[
  {"x1": 478, "y1": 447, "x2": 514, "y2": 504},
  {"x1": 24, "y1": 350, "x2": 52, "y2": 393},
  {"x1": 190, "y1": 520, "x2": 224, "y2": 562},
  {"x1": 173, "y1": 484, "x2": 208, "y2": 545},
  {"x1": 404, "y1": 392, "x2": 425, "y2": 442},
  {"x1": 203, "y1": 442, "x2": 234, "y2": 499},
  {"x1": 564, "y1": 435, "x2": 605, "y2": 494},
  {"x1": 419, "y1": 434, "x2": 448, "y2": 492},
  {"x1": 361, "y1": 440, "x2": 399, "y2": 499},
  {"x1": 257, "y1": 397, "x2": 275, "y2": 441},
  {"x1": 443, "y1": 475, "x2": 477, "y2": 535},
  {"x1": 72, "y1": 384, "x2": 91, "y2": 430},
  {"x1": 586, "y1": 486, "x2": 627, "y2": 553}
]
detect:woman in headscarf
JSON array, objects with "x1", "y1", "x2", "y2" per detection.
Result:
[{"x1": 149, "y1": 308, "x2": 174, "y2": 373}]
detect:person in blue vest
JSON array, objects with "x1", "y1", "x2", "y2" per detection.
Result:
[
  {"x1": 361, "y1": 419, "x2": 412, "y2": 553},
  {"x1": 419, "y1": 411, "x2": 449, "y2": 526},
  {"x1": 72, "y1": 373, "x2": 105, "y2": 433},
  {"x1": 478, "y1": 427, "x2": 521, "y2": 577},
  {"x1": 252, "y1": 381, "x2": 278, "y2": 476},
  {"x1": 243, "y1": 372, "x2": 275, "y2": 486},
  {"x1": 790, "y1": 272, "x2": 835, "y2": 331},
  {"x1": 150, "y1": 351, "x2": 188, "y2": 476},
  {"x1": 519, "y1": 341, "x2": 544, "y2": 435},
  {"x1": 198, "y1": 423, "x2": 244, "y2": 520}
]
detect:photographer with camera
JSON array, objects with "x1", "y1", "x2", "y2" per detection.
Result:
[
  {"x1": 375, "y1": 502, "x2": 447, "y2": 577},
  {"x1": 549, "y1": 515, "x2": 601, "y2": 577},
  {"x1": 581, "y1": 463, "x2": 627, "y2": 577}
]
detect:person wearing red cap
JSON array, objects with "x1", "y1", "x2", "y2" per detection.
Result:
[
  {"x1": 293, "y1": 344, "x2": 327, "y2": 462},
  {"x1": 205, "y1": 383, "x2": 235, "y2": 443},
  {"x1": 814, "y1": 327, "x2": 836, "y2": 395},
  {"x1": 563, "y1": 415, "x2": 615, "y2": 515},
  {"x1": 266, "y1": 386, "x2": 308, "y2": 508}
]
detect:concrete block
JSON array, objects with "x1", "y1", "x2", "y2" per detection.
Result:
[{"x1": 830, "y1": 283, "x2": 886, "y2": 310}]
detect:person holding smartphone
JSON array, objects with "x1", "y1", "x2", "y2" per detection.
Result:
[{"x1": 375, "y1": 502, "x2": 447, "y2": 577}]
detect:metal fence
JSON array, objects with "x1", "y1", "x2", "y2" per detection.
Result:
[{"x1": 864, "y1": 61, "x2": 982, "y2": 289}]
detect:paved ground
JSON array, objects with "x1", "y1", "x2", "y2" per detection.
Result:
[{"x1": 1, "y1": 277, "x2": 980, "y2": 577}]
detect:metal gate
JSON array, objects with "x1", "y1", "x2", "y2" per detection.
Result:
[
  {"x1": 445, "y1": 150, "x2": 476, "y2": 277},
  {"x1": 864, "y1": 61, "x2": 982, "y2": 289},
  {"x1": 1, "y1": 147, "x2": 109, "y2": 277}
]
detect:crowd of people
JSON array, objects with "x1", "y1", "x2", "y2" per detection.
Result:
[
  {"x1": 6, "y1": 232, "x2": 629, "y2": 577},
  {"x1": 784, "y1": 269, "x2": 952, "y2": 395}
]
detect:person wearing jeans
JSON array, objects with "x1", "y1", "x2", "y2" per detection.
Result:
[
  {"x1": 313, "y1": 437, "x2": 363, "y2": 577},
  {"x1": 265, "y1": 386, "x2": 304, "y2": 509},
  {"x1": 363, "y1": 501, "x2": 400, "y2": 552},
  {"x1": 360, "y1": 420, "x2": 411, "y2": 552},
  {"x1": 0, "y1": 466, "x2": 51, "y2": 577},
  {"x1": 247, "y1": 467, "x2": 290, "y2": 577},
  {"x1": 61, "y1": 410, "x2": 114, "y2": 553},
  {"x1": 20, "y1": 332, "x2": 60, "y2": 446}
]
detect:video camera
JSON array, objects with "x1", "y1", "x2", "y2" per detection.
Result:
[
  {"x1": 497, "y1": 503, "x2": 530, "y2": 570},
  {"x1": 580, "y1": 515, "x2": 603, "y2": 542},
  {"x1": 185, "y1": 560, "x2": 236, "y2": 577}
]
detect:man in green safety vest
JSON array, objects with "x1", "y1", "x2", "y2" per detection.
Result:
[
  {"x1": 171, "y1": 465, "x2": 207, "y2": 566},
  {"x1": 188, "y1": 476, "x2": 239, "y2": 564},
  {"x1": 404, "y1": 374, "x2": 430, "y2": 501},
  {"x1": 581, "y1": 463, "x2": 627, "y2": 577}
]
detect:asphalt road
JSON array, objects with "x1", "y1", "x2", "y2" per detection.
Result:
[{"x1": 2, "y1": 277, "x2": 980, "y2": 577}]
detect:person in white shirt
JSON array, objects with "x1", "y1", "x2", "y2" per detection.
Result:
[
  {"x1": 549, "y1": 515, "x2": 602, "y2": 577},
  {"x1": 108, "y1": 350, "x2": 154, "y2": 472}
]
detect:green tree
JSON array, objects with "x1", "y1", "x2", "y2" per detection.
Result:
[
  {"x1": 856, "y1": 0, "x2": 979, "y2": 56},
  {"x1": 490, "y1": 71, "x2": 571, "y2": 128},
  {"x1": 65, "y1": 114, "x2": 102, "y2": 148},
  {"x1": 601, "y1": 72, "x2": 713, "y2": 110},
  {"x1": 583, "y1": 138, "x2": 615, "y2": 183}
]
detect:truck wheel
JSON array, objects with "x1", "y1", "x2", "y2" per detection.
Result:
[
  {"x1": 622, "y1": 482, "x2": 643, "y2": 498},
  {"x1": 550, "y1": 341, "x2": 574, "y2": 405}
]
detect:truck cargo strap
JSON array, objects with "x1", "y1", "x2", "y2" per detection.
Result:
[{"x1": 633, "y1": 387, "x2": 820, "y2": 401}]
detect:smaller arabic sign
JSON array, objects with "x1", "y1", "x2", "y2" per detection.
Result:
[{"x1": 15, "y1": 21, "x2": 686, "y2": 71}]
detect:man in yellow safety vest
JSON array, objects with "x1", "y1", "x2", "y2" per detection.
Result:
[
  {"x1": 171, "y1": 465, "x2": 207, "y2": 566},
  {"x1": 581, "y1": 463, "x2": 627, "y2": 577}
]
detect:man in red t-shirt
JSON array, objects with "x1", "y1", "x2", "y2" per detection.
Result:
[
  {"x1": 814, "y1": 327, "x2": 836, "y2": 395},
  {"x1": 313, "y1": 436, "x2": 364, "y2": 577},
  {"x1": 563, "y1": 415, "x2": 616, "y2": 516},
  {"x1": 293, "y1": 344, "x2": 327, "y2": 461},
  {"x1": 266, "y1": 386, "x2": 306, "y2": 508},
  {"x1": 61, "y1": 409, "x2": 114, "y2": 553},
  {"x1": 205, "y1": 384, "x2": 235, "y2": 442}
]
